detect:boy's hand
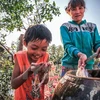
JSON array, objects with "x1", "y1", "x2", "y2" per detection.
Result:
[
  {"x1": 31, "y1": 62, "x2": 52, "y2": 74},
  {"x1": 30, "y1": 63, "x2": 44, "y2": 74},
  {"x1": 39, "y1": 62, "x2": 52, "y2": 73}
]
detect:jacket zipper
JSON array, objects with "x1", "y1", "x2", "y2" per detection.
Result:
[{"x1": 79, "y1": 25, "x2": 83, "y2": 51}]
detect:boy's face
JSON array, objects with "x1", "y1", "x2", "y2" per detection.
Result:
[
  {"x1": 25, "y1": 39, "x2": 49, "y2": 63},
  {"x1": 69, "y1": 6, "x2": 85, "y2": 24}
]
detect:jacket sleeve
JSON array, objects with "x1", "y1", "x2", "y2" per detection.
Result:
[
  {"x1": 60, "y1": 25, "x2": 80, "y2": 58},
  {"x1": 93, "y1": 24, "x2": 100, "y2": 52}
]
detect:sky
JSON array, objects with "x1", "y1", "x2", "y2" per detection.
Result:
[{"x1": 6, "y1": 0, "x2": 100, "y2": 47}]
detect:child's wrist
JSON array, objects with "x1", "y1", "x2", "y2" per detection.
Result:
[
  {"x1": 22, "y1": 67, "x2": 33, "y2": 80},
  {"x1": 28, "y1": 67, "x2": 33, "y2": 75},
  {"x1": 78, "y1": 52, "x2": 83, "y2": 58}
]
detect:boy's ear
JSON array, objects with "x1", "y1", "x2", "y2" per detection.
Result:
[
  {"x1": 23, "y1": 40, "x2": 27, "y2": 50},
  {"x1": 23, "y1": 40, "x2": 27, "y2": 47}
]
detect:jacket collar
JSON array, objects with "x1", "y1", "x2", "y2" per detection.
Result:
[{"x1": 68, "y1": 20, "x2": 86, "y2": 25}]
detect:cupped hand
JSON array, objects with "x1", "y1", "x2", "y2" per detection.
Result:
[
  {"x1": 30, "y1": 63, "x2": 44, "y2": 73},
  {"x1": 39, "y1": 62, "x2": 52, "y2": 73},
  {"x1": 31, "y1": 62, "x2": 52, "y2": 74}
]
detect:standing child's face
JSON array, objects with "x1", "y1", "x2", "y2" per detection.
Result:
[
  {"x1": 69, "y1": 6, "x2": 85, "y2": 24},
  {"x1": 25, "y1": 39, "x2": 49, "y2": 63}
]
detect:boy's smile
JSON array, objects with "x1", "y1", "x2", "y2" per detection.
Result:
[{"x1": 26, "y1": 39, "x2": 49, "y2": 63}]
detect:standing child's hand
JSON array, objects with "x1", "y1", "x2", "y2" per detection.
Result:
[
  {"x1": 78, "y1": 53, "x2": 87, "y2": 68},
  {"x1": 96, "y1": 47, "x2": 100, "y2": 58}
]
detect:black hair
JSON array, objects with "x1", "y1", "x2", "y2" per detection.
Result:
[
  {"x1": 65, "y1": 0, "x2": 86, "y2": 13},
  {"x1": 24, "y1": 24, "x2": 52, "y2": 45}
]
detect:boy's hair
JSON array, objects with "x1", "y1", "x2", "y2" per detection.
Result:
[
  {"x1": 65, "y1": 0, "x2": 86, "y2": 14},
  {"x1": 24, "y1": 24, "x2": 52, "y2": 45}
]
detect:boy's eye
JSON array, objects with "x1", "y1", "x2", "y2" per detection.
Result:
[
  {"x1": 31, "y1": 47, "x2": 47, "y2": 51},
  {"x1": 31, "y1": 46, "x2": 38, "y2": 50},
  {"x1": 42, "y1": 48, "x2": 47, "y2": 51},
  {"x1": 31, "y1": 47, "x2": 37, "y2": 50}
]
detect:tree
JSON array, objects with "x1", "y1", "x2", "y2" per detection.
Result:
[
  {"x1": 56, "y1": 45, "x2": 64, "y2": 64},
  {"x1": 48, "y1": 44, "x2": 64, "y2": 64},
  {"x1": 0, "y1": 0, "x2": 33, "y2": 31},
  {"x1": 0, "y1": 1, "x2": 61, "y2": 99},
  {"x1": 0, "y1": 33, "x2": 14, "y2": 100},
  {"x1": 0, "y1": 0, "x2": 61, "y2": 31}
]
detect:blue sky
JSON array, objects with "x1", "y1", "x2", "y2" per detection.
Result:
[{"x1": 6, "y1": 0, "x2": 100, "y2": 46}]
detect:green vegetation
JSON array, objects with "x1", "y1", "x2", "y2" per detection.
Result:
[{"x1": 0, "y1": 0, "x2": 61, "y2": 99}]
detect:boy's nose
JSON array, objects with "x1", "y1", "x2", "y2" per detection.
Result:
[{"x1": 36, "y1": 50, "x2": 43, "y2": 56}]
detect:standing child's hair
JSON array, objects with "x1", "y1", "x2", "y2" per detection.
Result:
[
  {"x1": 65, "y1": 0, "x2": 86, "y2": 14},
  {"x1": 24, "y1": 24, "x2": 52, "y2": 45}
]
